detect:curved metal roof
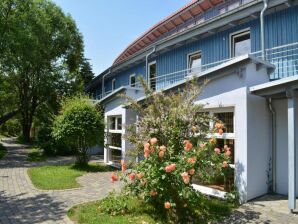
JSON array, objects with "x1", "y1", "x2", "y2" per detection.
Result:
[{"x1": 113, "y1": 0, "x2": 224, "y2": 65}]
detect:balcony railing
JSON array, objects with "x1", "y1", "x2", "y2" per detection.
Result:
[{"x1": 96, "y1": 42, "x2": 298, "y2": 100}]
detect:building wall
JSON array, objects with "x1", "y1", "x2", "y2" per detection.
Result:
[
  {"x1": 273, "y1": 98, "x2": 298, "y2": 196},
  {"x1": 195, "y1": 61, "x2": 271, "y2": 202},
  {"x1": 91, "y1": 5, "x2": 298, "y2": 98}
]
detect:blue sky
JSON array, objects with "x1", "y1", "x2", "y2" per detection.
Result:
[{"x1": 52, "y1": 0, "x2": 190, "y2": 75}]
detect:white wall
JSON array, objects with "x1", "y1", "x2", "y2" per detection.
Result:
[
  {"x1": 273, "y1": 98, "x2": 298, "y2": 196},
  {"x1": 196, "y1": 62, "x2": 271, "y2": 202}
]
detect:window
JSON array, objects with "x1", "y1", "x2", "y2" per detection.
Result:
[
  {"x1": 231, "y1": 30, "x2": 251, "y2": 57},
  {"x1": 108, "y1": 116, "x2": 122, "y2": 130},
  {"x1": 130, "y1": 75, "x2": 136, "y2": 87},
  {"x1": 188, "y1": 52, "x2": 202, "y2": 74},
  {"x1": 110, "y1": 148, "x2": 122, "y2": 166},
  {"x1": 214, "y1": 112, "x2": 234, "y2": 133},
  {"x1": 112, "y1": 79, "x2": 116, "y2": 91},
  {"x1": 110, "y1": 133, "x2": 122, "y2": 148},
  {"x1": 148, "y1": 62, "x2": 156, "y2": 90}
]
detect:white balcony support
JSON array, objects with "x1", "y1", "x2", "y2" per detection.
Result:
[{"x1": 287, "y1": 90, "x2": 296, "y2": 211}]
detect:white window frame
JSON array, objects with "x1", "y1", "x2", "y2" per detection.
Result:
[
  {"x1": 148, "y1": 61, "x2": 157, "y2": 90},
  {"x1": 112, "y1": 78, "x2": 116, "y2": 91},
  {"x1": 187, "y1": 51, "x2": 202, "y2": 75},
  {"x1": 107, "y1": 115, "x2": 122, "y2": 132},
  {"x1": 229, "y1": 28, "x2": 251, "y2": 58},
  {"x1": 129, "y1": 74, "x2": 136, "y2": 87}
]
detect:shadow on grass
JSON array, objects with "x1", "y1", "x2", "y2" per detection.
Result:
[
  {"x1": 71, "y1": 163, "x2": 117, "y2": 173},
  {"x1": 27, "y1": 148, "x2": 47, "y2": 162}
]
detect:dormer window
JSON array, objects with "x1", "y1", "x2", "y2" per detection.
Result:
[
  {"x1": 231, "y1": 29, "x2": 251, "y2": 57},
  {"x1": 188, "y1": 52, "x2": 202, "y2": 75},
  {"x1": 130, "y1": 75, "x2": 136, "y2": 87}
]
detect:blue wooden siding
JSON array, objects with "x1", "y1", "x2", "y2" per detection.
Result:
[{"x1": 93, "y1": 6, "x2": 298, "y2": 97}]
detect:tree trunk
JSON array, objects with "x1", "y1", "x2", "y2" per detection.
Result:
[{"x1": 0, "y1": 109, "x2": 20, "y2": 125}]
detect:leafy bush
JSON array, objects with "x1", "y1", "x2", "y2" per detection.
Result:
[
  {"x1": 113, "y1": 79, "x2": 232, "y2": 223},
  {"x1": 53, "y1": 96, "x2": 104, "y2": 164}
]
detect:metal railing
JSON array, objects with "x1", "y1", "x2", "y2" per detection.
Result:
[{"x1": 95, "y1": 42, "x2": 298, "y2": 100}]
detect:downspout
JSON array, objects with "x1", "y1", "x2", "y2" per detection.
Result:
[
  {"x1": 260, "y1": 0, "x2": 268, "y2": 60},
  {"x1": 102, "y1": 68, "x2": 111, "y2": 97},
  {"x1": 267, "y1": 98, "x2": 276, "y2": 193},
  {"x1": 145, "y1": 46, "x2": 156, "y2": 85}
]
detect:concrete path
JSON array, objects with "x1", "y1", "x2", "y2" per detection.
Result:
[
  {"x1": 0, "y1": 138, "x2": 121, "y2": 224},
  {"x1": 221, "y1": 194, "x2": 298, "y2": 224}
]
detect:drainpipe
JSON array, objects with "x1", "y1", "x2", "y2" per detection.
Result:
[
  {"x1": 260, "y1": 0, "x2": 268, "y2": 60},
  {"x1": 145, "y1": 47, "x2": 156, "y2": 84},
  {"x1": 267, "y1": 98, "x2": 276, "y2": 193},
  {"x1": 102, "y1": 68, "x2": 111, "y2": 97}
]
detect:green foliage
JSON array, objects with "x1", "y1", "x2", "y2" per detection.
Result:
[
  {"x1": 118, "y1": 78, "x2": 232, "y2": 223},
  {"x1": 68, "y1": 195, "x2": 165, "y2": 224},
  {"x1": 0, "y1": 0, "x2": 86, "y2": 141},
  {"x1": 0, "y1": 118, "x2": 21, "y2": 136},
  {"x1": 0, "y1": 143, "x2": 7, "y2": 159},
  {"x1": 53, "y1": 96, "x2": 104, "y2": 164}
]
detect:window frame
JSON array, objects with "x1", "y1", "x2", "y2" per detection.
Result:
[
  {"x1": 107, "y1": 115, "x2": 122, "y2": 131},
  {"x1": 230, "y1": 28, "x2": 251, "y2": 58},
  {"x1": 148, "y1": 61, "x2": 157, "y2": 90},
  {"x1": 129, "y1": 74, "x2": 136, "y2": 87},
  {"x1": 187, "y1": 51, "x2": 202, "y2": 75},
  {"x1": 112, "y1": 78, "x2": 116, "y2": 91}
]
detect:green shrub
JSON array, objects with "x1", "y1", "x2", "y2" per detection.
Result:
[
  {"x1": 114, "y1": 79, "x2": 232, "y2": 223},
  {"x1": 53, "y1": 96, "x2": 104, "y2": 164}
]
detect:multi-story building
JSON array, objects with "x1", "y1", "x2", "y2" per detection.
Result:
[{"x1": 86, "y1": 0, "x2": 298, "y2": 210}]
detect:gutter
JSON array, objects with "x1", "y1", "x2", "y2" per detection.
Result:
[
  {"x1": 267, "y1": 98, "x2": 276, "y2": 193},
  {"x1": 145, "y1": 47, "x2": 156, "y2": 84},
  {"x1": 260, "y1": 0, "x2": 268, "y2": 60}
]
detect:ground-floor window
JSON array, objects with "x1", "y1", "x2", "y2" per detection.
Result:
[
  {"x1": 193, "y1": 108, "x2": 235, "y2": 192},
  {"x1": 110, "y1": 148, "x2": 122, "y2": 166}
]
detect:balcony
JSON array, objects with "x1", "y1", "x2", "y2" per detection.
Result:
[{"x1": 96, "y1": 42, "x2": 298, "y2": 100}]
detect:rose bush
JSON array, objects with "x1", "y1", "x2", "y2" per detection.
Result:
[{"x1": 112, "y1": 79, "x2": 233, "y2": 222}]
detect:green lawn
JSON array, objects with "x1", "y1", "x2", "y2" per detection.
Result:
[
  {"x1": 27, "y1": 163, "x2": 115, "y2": 190},
  {"x1": 68, "y1": 196, "x2": 164, "y2": 224},
  {"x1": 27, "y1": 147, "x2": 47, "y2": 162},
  {"x1": 68, "y1": 194, "x2": 234, "y2": 224},
  {"x1": 0, "y1": 143, "x2": 7, "y2": 159}
]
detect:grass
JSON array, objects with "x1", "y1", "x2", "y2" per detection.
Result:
[
  {"x1": 0, "y1": 143, "x2": 7, "y2": 159},
  {"x1": 68, "y1": 194, "x2": 235, "y2": 224},
  {"x1": 68, "y1": 196, "x2": 164, "y2": 224},
  {"x1": 27, "y1": 147, "x2": 47, "y2": 162},
  {"x1": 27, "y1": 163, "x2": 115, "y2": 190}
]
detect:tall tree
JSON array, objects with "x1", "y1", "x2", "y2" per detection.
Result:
[
  {"x1": 0, "y1": 0, "x2": 84, "y2": 141},
  {"x1": 80, "y1": 58, "x2": 95, "y2": 87}
]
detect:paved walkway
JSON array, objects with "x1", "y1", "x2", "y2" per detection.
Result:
[
  {"x1": 0, "y1": 138, "x2": 121, "y2": 224},
  {"x1": 221, "y1": 194, "x2": 298, "y2": 224}
]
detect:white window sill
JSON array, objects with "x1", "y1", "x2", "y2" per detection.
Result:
[{"x1": 192, "y1": 184, "x2": 227, "y2": 199}]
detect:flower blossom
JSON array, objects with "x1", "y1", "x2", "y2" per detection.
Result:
[
  {"x1": 121, "y1": 160, "x2": 126, "y2": 172},
  {"x1": 187, "y1": 157, "x2": 196, "y2": 164},
  {"x1": 214, "y1": 148, "x2": 221, "y2": 154},
  {"x1": 159, "y1": 150, "x2": 165, "y2": 158},
  {"x1": 164, "y1": 202, "x2": 171, "y2": 209},
  {"x1": 188, "y1": 168, "x2": 195, "y2": 175},
  {"x1": 199, "y1": 143, "x2": 206, "y2": 148},
  {"x1": 160, "y1": 145, "x2": 167, "y2": 152},
  {"x1": 225, "y1": 149, "x2": 232, "y2": 157},
  {"x1": 215, "y1": 123, "x2": 224, "y2": 130},
  {"x1": 150, "y1": 189, "x2": 158, "y2": 197},
  {"x1": 222, "y1": 161, "x2": 229, "y2": 168},
  {"x1": 150, "y1": 137, "x2": 158, "y2": 145},
  {"x1": 111, "y1": 172, "x2": 118, "y2": 183},
  {"x1": 218, "y1": 128, "x2": 224, "y2": 135},
  {"x1": 128, "y1": 173, "x2": 136, "y2": 181},
  {"x1": 184, "y1": 140, "x2": 193, "y2": 152},
  {"x1": 137, "y1": 172, "x2": 144, "y2": 179},
  {"x1": 209, "y1": 138, "x2": 217, "y2": 145},
  {"x1": 165, "y1": 164, "x2": 176, "y2": 173},
  {"x1": 181, "y1": 172, "x2": 190, "y2": 184}
]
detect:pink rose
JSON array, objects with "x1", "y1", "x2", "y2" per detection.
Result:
[
  {"x1": 111, "y1": 172, "x2": 118, "y2": 183},
  {"x1": 160, "y1": 145, "x2": 167, "y2": 152},
  {"x1": 214, "y1": 148, "x2": 221, "y2": 154},
  {"x1": 187, "y1": 157, "x2": 196, "y2": 164},
  {"x1": 128, "y1": 173, "x2": 136, "y2": 181},
  {"x1": 165, "y1": 164, "x2": 176, "y2": 173},
  {"x1": 150, "y1": 137, "x2": 158, "y2": 145},
  {"x1": 164, "y1": 202, "x2": 171, "y2": 209},
  {"x1": 222, "y1": 161, "x2": 229, "y2": 168},
  {"x1": 184, "y1": 141, "x2": 193, "y2": 152},
  {"x1": 159, "y1": 150, "x2": 165, "y2": 158},
  {"x1": 188, "y1": 168, "x2": 195, "y2": 175},
  {"x1": 181, "y1": 172, "x2": 190, "y2": 184}
]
